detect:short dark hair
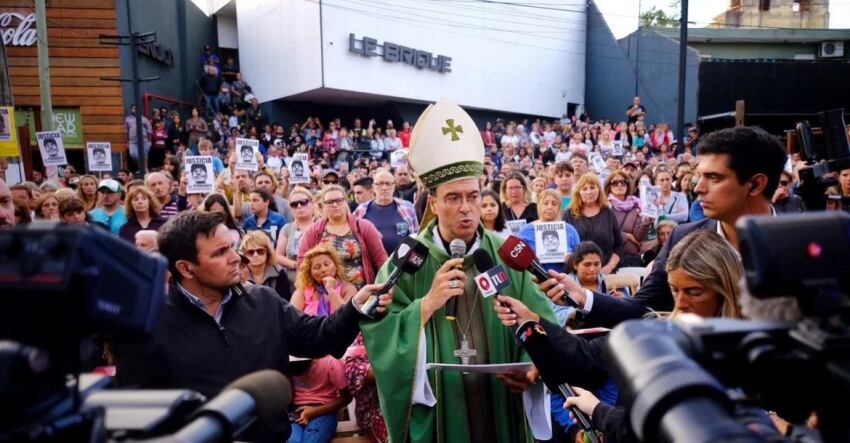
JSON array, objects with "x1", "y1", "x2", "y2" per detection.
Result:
[
  {"x1": 697, "y1": 126, "x2": 786, "y2": 198},
  {"x1": 542, "y1": 230, "x2": 559, "y2": 240},
  {"x1": 554, "y1": 161, "x2": 574, "y2": 175},
  {"x1": 191, "y1": 163, "x2": 206, "y2": 172},
  {"x1": 567, "y1": 241, "x2": 604, "y2": 273},
  {"x1": 250, "y1": 187, "x2": 278, "y2": 212},
  {"x1": 353, "y1": 176, "x2": 374, "y2": 189},
  {"x1": 571, "y1": 152, "x2": 588, "y2": 163},
  {"x1": 158, "y1": 211, "x2": 224, "y2": 280},
  {"x1": 58, "y1": 197, "x2": 85, "y2": 216}
]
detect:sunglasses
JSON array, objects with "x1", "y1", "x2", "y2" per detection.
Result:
[
  {"x1": 290, "y1": 199, "x2": 311, "y2": 208},
  {"x1": 322, "y1": 179, "x2": 338, "y2": 184},
  {"x1": 244, "y1": 248, "x2": 266, "y2": 256},
  {"x1": 610, "y1": 180, "x2": 628, "y2": 187},
  {"x1": 779, "y1": 181, "x2": 790, "y2": 186}
]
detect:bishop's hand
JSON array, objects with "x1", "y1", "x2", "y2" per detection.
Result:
[{"x1": 422, "y1": 258, "x2": 466, "y2": 322}]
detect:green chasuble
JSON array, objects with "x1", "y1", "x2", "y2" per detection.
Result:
[{"x1": 360, "y1": 220, "x2": 558, "y2": 443}]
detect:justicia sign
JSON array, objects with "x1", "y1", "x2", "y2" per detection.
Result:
[{"x1": 0, "y1": 12, "x2": 37, "y2": 47}]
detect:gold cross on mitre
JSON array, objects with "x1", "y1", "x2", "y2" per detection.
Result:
[{"x1": 441, "y1": 119, "x2": 463, "y2": 141}]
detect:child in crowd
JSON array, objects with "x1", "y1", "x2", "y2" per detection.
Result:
[{"x1": 287, "y1": 356, "x2": 352, "y2": 443}]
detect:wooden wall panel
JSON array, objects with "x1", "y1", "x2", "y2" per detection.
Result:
[{"x1": 6, "y1": 0, "x2": 126, "y2": 152}]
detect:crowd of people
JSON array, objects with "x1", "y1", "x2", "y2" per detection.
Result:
[{"x1": 0, "y1": 74, "x2": 842, "y2": 442}]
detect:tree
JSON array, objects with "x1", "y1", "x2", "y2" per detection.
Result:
[{"x1": 640, "y1": 2, "x2": 681, "y2": 28}]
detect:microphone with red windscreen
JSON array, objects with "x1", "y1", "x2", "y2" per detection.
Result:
[{"x1": 497, "y1": 236, "x2": 581, "y2": 308}]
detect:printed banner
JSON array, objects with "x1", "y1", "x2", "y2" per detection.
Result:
[
  {"x1": 36, "y1": 131, "x2": 67, "y2": 166},
  {"x1": 0, "y1": 106, "x2": 19, "y2": 157},
  {"x1": 235, "y1": 138, "x2": 259, "y2": 172},
  {"x1": 289, "y1": 153, "x2": 310, "y2": 184},
  {"x1": 185, "y1": 155, "x2": 214, "y2": 194},
  {"x1": 86, "y1": 142, "x2": 113, "y2": 172},
  {"x1": 534, "y1": 222, "x2": 568, "y2": 264}
]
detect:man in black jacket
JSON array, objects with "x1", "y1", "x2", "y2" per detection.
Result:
[
  {"x1": 538, "y1": 126, "x2": 787, "y2": 328},
  {"x1": 114, "y1": 211, "x2": 392, "y2": 441}
]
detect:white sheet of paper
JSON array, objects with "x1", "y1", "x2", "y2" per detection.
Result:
[
  {"x1": 534, "y1": 221, "x2": 568, "y2": 264},
  {"x1": 425, "y1": 362, "x2": 533, "y2": 374},
  {"x1": 290, "y1": 153, "x2": 310, "y2": 184}
]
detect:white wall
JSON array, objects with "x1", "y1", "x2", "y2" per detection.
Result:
[
  {"x1": 236, "y1": 0, "x2": 586, "y2": 117},
  {"x1": 236, "y1": 0, "x2": 323, "y2": 102},
  {"x1": 217, "y1": 16, "x2": 238, "y2": 49},
  {"x1": 319, "y1": 0, "x2": 586, "y2": 117}
]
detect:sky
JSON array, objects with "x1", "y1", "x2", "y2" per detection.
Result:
[{"x1": 595, "y1": 0, "x2": 850, "y2": 39}]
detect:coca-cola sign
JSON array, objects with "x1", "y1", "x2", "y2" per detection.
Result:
[{"x1": 1, "y1": 12, "x2": 37, "y2": 47}]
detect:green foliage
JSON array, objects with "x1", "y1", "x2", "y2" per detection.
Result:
[{"x1": 640, "y1": 2, "x2": 681, "y2": 28}]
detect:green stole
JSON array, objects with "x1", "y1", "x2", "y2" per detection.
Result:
[{"x1": 360, "y1": 220, "x2": 557, "y2": 443}]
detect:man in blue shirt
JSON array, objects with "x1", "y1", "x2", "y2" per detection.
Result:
[
  {"x1": 89, "y1": 179, "x2": 127, "y2": 234},
  {"x1": 352, "y1": 170, "x2": 418, "y2": 255}
]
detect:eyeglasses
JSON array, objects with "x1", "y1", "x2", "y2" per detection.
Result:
[
  {"x1": 290, "y1": 199, "x2": 311, "y2": 208},
  {"x1": 244, "y1": 248, "x2": 266, "y2": 256},
  {"x1": 322, "y1": 179, "x2": 338, "y2": 184},
  {"x1": 374, "y1": 181, "x2": 394, "y2": 187},
  {"x1": 442, "y1": 193, "x2": 482, "y2": 208},
  {"x1": 610, "y1": 180, "x2": 628, "y2": 187},
  {"x1": 323, "y1": 197, "x2": 346, "y2": 207}
]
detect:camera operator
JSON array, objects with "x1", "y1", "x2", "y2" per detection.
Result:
[
  {"x1": 493, "y1": 230, "x2": 746, "y2": 442},
  {"x1": 540, "y1": 126, "x2": 786, "y2": 328},
  {"x1": 112, "y1": 211, "x2": 393, "y2": 442}
]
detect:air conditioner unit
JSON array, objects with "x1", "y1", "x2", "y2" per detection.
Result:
[{"x1": 819, "y1": 41, "x2": 845, "y2": 58}]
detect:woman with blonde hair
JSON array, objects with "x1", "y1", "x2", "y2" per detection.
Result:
[
  {"x1": 564, "y1": 173, "x2": 623, "y2": 274},
  {"x1": 240, "y1": 230, "x2": 292, "y2": 300},
  {"x1": 34, "y1": 192, "x2": 61, "y2": 221},
  {"x1": 290, "y1": 244, "x2": 357, "y2": 315},
  {"x1": 492, "y1": 230, "x2": 744, "y2": 441},
  {"x1": 276, "y1": 186, "x2": 318, "y2": 290},
  {"x1": 77, "y1": 175, "x2": 99, "y2": 211},
  {"x1": 119, "y1": 186, "x2": 165, "y2": 243}
]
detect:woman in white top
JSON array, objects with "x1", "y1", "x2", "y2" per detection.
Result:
[{"x1": 654, "y1": 169, "x2": 689, "y2": 223}]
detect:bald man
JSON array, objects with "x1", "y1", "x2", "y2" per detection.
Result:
[
  {"x1": 0, "y1": 178, "x2": 15, "y2": 229},
  {"x1": 352, "y1": 169, "x2": 419, "y2": 254}
]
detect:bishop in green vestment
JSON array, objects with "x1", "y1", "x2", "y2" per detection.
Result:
[
  {"x1": 361, "y1": 97, "x2": 557, "y2": 442},
  {"x1": 360, "y1": 207, "x2": 557, "y2": 442}
]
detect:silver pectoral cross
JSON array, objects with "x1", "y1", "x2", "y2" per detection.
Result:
[{"x1": 454, "y1": 338, "x2": 477, "y2": 365}]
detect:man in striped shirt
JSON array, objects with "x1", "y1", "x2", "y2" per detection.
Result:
[{"x1": 145, "y1": 171, "x2": 190, "y2": 221}]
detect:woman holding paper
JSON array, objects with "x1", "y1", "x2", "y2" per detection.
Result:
[
  {"x1": 519, "y1": 189, "x2": 581, "y2": 327},
  {"x1": 654, "y1": 170, "x2": 689, "y2": 223}
]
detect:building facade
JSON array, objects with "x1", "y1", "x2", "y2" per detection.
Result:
[
  {"x1": 212, "y1": 0, "x2": 586, "y2": 122},
  {"x1": 711, "y1": 0, "x2": 829, "y2": 29}
]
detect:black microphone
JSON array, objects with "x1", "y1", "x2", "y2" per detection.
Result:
[
  {"x1": 474, "y1": 249, "x2": 598, "y2": 441},
  {"x1": 445, "y1": 239, "x2": 467, "y2": 321},
  {"x1": 498, "y1": 236, "x2": 581, "y2": 308},
  {"x1": 167, "y1": 370, "x2": 291, "y2": 443},
  {"x1": 360, "y1": 237, "x2": 429, "y2": 319},
  {"x1": 515, "y1": 321, "x2": 601, "y2": 443}
]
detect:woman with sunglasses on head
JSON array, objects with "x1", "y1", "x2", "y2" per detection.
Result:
[
  {"x1": 240, "y1": 230, "x2": 292, "y2": 300},
  {"x1": 276, "y1": 187, "x2": 318, "y2": 291},
  {"x1": 605, "y1": 170, "x2": 651, "y2": 267},
  {"x1": 297, "y1": 184, "x2": 387, "y2": 288}
]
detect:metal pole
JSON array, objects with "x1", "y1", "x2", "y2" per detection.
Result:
[
  {"x1": 635, "y1": 0, "x2": 641, "y2": 96},
  {"x1": 127, "y1": 0, "x2": 146, "y2": 175},
  {"x1": 676, "y1": 0, "x2": 688, "y2": 154},
  {"x1": 35, "y1": 0, "x2": 53, "y2": 131}
]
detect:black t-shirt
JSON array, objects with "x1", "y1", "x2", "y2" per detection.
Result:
[{"x1": 626, "y1": 104, "x2": 647, "y2": 123}]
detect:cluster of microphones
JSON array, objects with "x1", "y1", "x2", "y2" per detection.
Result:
[{"x1": 357, "y1": 234, "x2": 598, "y2": 441}]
